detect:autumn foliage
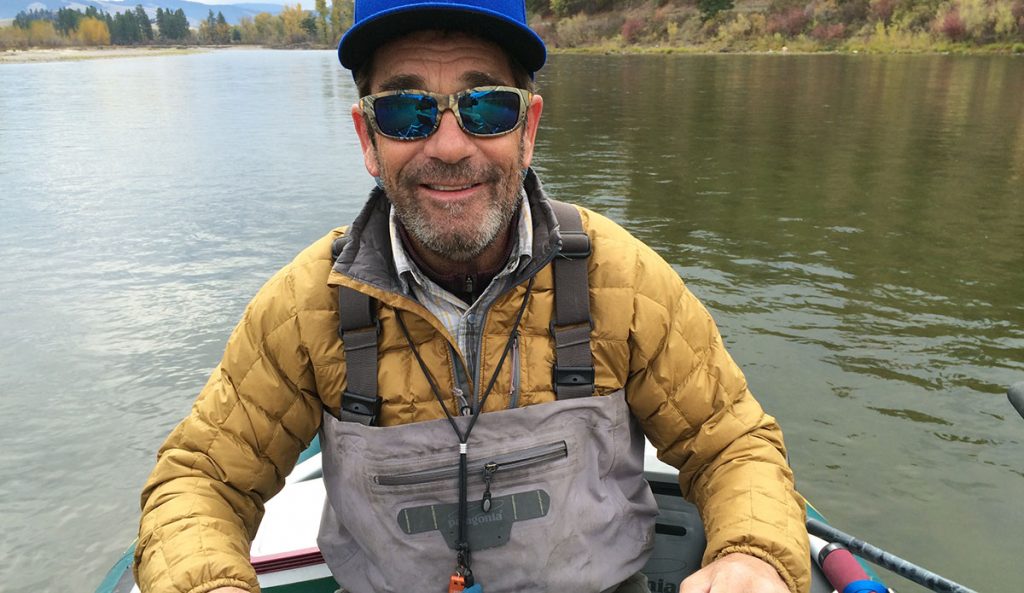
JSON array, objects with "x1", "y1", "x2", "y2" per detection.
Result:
[
  {"x1": 526, "y1": 0, "x2": 1024, "y2": 49},
  {"x1": 3, "y1": 0, "x2": 1022, "y2": 53},
  {"x1": 0, "y1": 1, "x2": 353, "y2": 50}
]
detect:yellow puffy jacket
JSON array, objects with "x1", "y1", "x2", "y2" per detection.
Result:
[{"x1": 135, "y1": 175, "x2": 810, "y2": 593}]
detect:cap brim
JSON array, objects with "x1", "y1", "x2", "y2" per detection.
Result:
[{"x1": 339, "y1": 5, "x2": 546, "y2": 76}]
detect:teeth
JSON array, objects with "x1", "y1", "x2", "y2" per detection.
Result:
[{"x1": 426, "y1": 184, "x2": 474, "y2": 191}]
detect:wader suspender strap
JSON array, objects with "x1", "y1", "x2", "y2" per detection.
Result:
[
  {"x1": 333, "y1": 236, "x2": 383, "y2": 426},
  {"x1": 331, "y1": 199, "x2": 594, "y2": 424},
  {"x1": 548, "y1": 200, "x2": 595, "y2": 400}
]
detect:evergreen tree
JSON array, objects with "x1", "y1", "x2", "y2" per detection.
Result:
[
  {"x1": 216, "y1": 12, "x2": 230, "y2": 43},
  {"x1": 136, "y1": 5, "x2": 153, "y2": 41},
  {"x1": 104, "y1": 12, "x2": 115, "y2": 40},
  {"x1": 155, "y1": 7, "x2": 189, "y2": 41},
  {"x1": 169, "y1": 9, "x2": 190, "y2": 40},
  {"x1": 155, "y1": 7, "x2": 166, "y2": 38},
  {"x1": 526, "y1": 0, "x2": 551, "y2": 14},
  {"x1": 698, "y1": 0, "x2": 734, "y2": 21},
  {"x1": 14, "y1": 9, "x2": 53, "y2": 29},
  {"x1": 200, "y1": 10, "x2": 231, "y2": 43},
  {"x1": 110, "y1": 12, "x2": 125, "y2": 44},
  {"x1": 301, "y1": 12, "x2": 317, "y2": 37},
  {"x1": 126, "y1": 10, "x2": 139, "y2": 43},
  {"x1": 55, "y1": 8, "x2": 81, "y2": 35}
]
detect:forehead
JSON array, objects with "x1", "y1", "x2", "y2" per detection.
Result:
[{"x1": 369, "y1": 30, "x2": 515, "y2": 92}]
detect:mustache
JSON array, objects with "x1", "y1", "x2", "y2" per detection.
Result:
[{"x1": 399, "y1": 160, "x2": 502, "y2": 187}]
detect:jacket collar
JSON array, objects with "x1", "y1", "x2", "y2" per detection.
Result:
[{"x1": 329, "y1": 168, "x2": 563, "y2": 296}]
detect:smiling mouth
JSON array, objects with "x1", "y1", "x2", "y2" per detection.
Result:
[{"x1": 423, "y1": 183, "x2": 479, "y2": 191}]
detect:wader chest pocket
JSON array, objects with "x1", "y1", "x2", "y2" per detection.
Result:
[{"x1": 376, "y1": 441, "x2": 567, "y2": 551}]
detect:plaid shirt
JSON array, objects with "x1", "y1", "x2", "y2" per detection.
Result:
[{"x1": 390, "y1": 191, "x2": 534, "y2": 359}]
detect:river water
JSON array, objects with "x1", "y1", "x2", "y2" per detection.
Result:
[{"x1": 1, "y1": 49, "x2": 1021, "y2": 592}]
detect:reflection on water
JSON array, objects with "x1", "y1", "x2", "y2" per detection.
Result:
[
  {"x1": 1, "y1": 51, "x2": 1021, "y2": 593},
  {"x1": 538, "y1": 54, "x2": 1024, "y2": 592},
  {"x1": 867, "y1": 407, "x2": 953, "y2": 425},
  {"x1": 539, "y1": 54, "x2": 1024, "y2": 401}
]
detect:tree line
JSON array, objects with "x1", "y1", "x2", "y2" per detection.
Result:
[
  {"x1": 0, "y1": 2, "x2": 354, "y2": 50},
  {"x1": 524, "y1": 0, "x2": 1024, "y2": 51},
  {"x1": 2, "y1": 0, "x2": 1020, "y2": 52}
]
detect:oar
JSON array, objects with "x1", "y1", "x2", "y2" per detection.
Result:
[
  {"x1": 809, "y1": 534, "x2": 887, "y2": 593},
  {"x1": 806, "y1": 518, "x2": 978, "y2": 593},
  {"x1": 1008, "y1": 381, "x2": 1024, "y2": 420}
]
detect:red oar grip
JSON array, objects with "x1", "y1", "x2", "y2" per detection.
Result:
[{"x1": 820, "y1": 543, "x2": 871, "y2": 591}]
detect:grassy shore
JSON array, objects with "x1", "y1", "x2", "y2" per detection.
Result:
[{"x1": 0, "y1": 46, "x2": 207, "y2": 64}]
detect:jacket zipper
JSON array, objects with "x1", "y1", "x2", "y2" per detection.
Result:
[
  {"x1": 507, "y1": 334, "x2": 521, "y2": 409},
  {"x1": 374, "y1": 440, "x2": 567, "y2": 486},
  {"x1": 468, "y1": 242, "x2": 559, "y2": 413},
  {"x1": 453, "y1": 386, "x2": 470, "y2": 416},
  {"x1": 448, "y1": 345, "x2": 472, "y2": 416}
]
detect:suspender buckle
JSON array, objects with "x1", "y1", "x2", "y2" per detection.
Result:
[
  {"x1": 553, "y1": 365, "x2": 595, "y2": 387},
  {"x1": 557, "y1": 231, "x2": 591, "y2": 259},
  {"x1": 340, "y1": 391, "x2": 383, "y2": 426}
]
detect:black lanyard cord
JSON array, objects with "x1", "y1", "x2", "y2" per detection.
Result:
[
  {"x1": 395, "y1": 312, "x2": 464, "y2": 438},
  {"x1": 463, "y1": 277, "x2": 535, "y2": 441},
  {"x1": 393, "y1": 276, "x2": 535, "y2": 578}
]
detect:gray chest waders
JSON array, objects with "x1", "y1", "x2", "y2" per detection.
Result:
[{"x1": 318, "y1": 201, "x2": 658, "y2": 593}]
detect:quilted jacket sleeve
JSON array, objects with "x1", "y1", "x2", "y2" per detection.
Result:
[
  {"x1": 134, "y1": 262, "x2": 324, "y2": 593},
  {"x1": 622, "y1": 241, "x2": 810, "y2": 593}
]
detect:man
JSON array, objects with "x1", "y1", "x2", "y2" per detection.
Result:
[{"x1": 134, "y1": 1, "x2": 810, "y2": 592}]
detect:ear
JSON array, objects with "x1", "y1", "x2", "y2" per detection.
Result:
[
  {"x1": 351, "y1": 102, "x2": 381, "y2": 178},
  {"x1": 519, "y1": 94, "x2": 544, "y2": 170}
]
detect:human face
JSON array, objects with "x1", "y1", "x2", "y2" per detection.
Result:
[{"x1": 352, "y1": 31, "x2": 544, "y2": 264}]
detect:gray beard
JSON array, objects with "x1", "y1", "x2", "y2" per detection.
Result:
[
  {"x1": 398, "y1": 194, "x2": 513, "y2": 262},
  {"x1": 382, "y1": 158, "x2": 524, "y2": 263}
]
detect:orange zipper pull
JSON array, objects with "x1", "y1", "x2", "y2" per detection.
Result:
[{"x1": 449, "y1": 573, "x2": 466, "y2": 593}]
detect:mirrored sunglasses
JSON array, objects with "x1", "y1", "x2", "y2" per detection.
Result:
[{"x1": 360, "y1": 86, "x2": 533, "y2": 141}]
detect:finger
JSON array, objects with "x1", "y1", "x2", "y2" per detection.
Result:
[{"x1": 678, "y1": 566, "x2": 713, "y2": 593}]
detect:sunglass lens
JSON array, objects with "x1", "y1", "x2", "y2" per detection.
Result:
[
  {"x1": 459, "y1": 90, "x2": 522, "y2": 135},
  {"x1": 373, "y1": 93, "x2": 438, "y2": 139}
]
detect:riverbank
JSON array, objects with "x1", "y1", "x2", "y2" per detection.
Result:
[
  {"x1": 0, "y1": 46, "x2": 206, "y2": 64},
  {"x1": 552, "y1": 41, "x2": 1024, "y2": 55},
  {"x1": 2, "y1": 40, "x2": 1020, "y2": 66}
]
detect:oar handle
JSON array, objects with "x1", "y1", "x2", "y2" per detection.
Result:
[
  {"x1": 817, "y1": 542, "x2": 887, "y2": 593},
  {"x1": 806, "y1": 518, "x2": 978, "y2": 593}
]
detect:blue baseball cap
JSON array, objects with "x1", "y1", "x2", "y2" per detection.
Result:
[{"x1": 338, "y1": 0, "x2": 547, "y2": 78}]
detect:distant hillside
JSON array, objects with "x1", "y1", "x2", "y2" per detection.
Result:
[
  {"x1": 527, "y1": 0, "x2": 1024, "y2": 53},
  {"x1": 0, "y1": 0, "x2": 284, "y2": 24}
]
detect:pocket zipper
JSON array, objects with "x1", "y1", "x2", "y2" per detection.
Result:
[{"x1": 375, "y1": 440, "x2": 567, "y2": 487}]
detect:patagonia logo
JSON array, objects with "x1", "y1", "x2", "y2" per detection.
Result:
[
  {"x1": 647, "y1": 578, "x2": 679, "y2": 593},
  {"x1": 397, "y1": 489, "x2": 550, "y2": 551}
]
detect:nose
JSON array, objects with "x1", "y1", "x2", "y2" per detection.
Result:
[{"x1": 421, "y1": 110, "x2": 476, "y2": 164}]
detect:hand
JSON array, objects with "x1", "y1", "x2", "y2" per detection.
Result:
[{"x1": 679, "y1": 553, "x2": 790, "y2": 593}]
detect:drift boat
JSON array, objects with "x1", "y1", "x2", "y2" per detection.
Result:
[
  {"x1": 95, "y1": 436, "x2": 869, "y2": 593},
  {"x1": 97, "y1": 386, "x2": 1022, "y2": 593}
]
